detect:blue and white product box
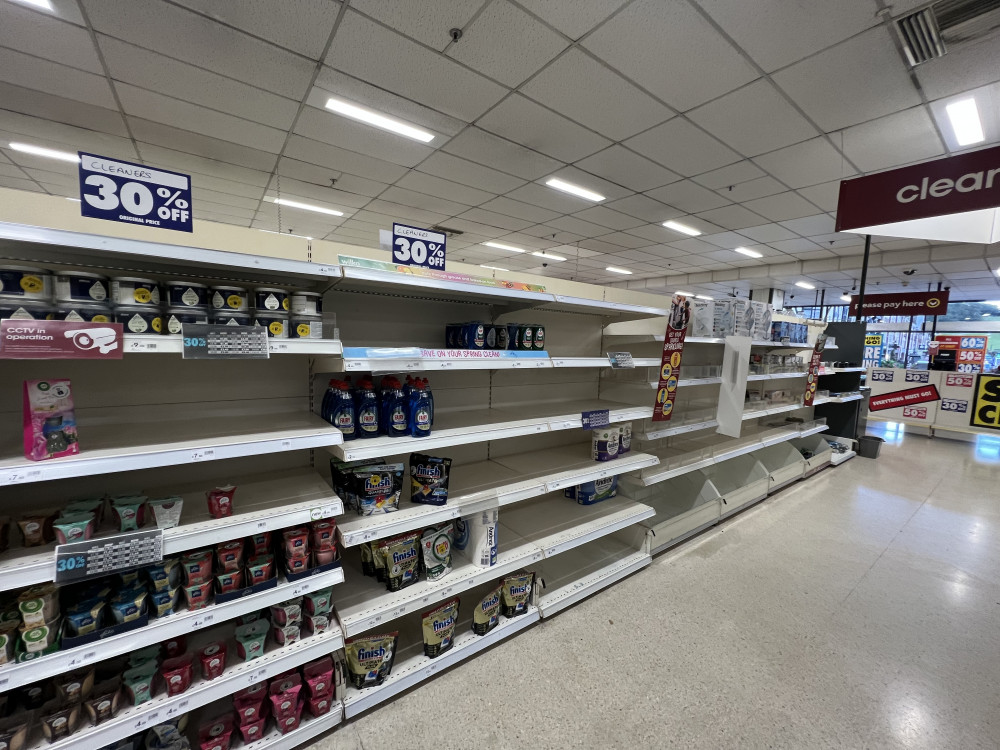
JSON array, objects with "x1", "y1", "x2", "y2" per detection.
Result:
[
  {"x1": 750, "y1": 301, "x2": 772, "y2": 341},
  {"x1": 689, "y1": 299, "x2": 714, "y2": 337},
  {"x1": 712, "y1": 299, "x2": 735, "y2": 337},
  {"x1": 592, "y1": 427, "x2": 620, "y2": 461},
  {"x1": 564, "y1": 475, "x2": 619, "y2": 505},
  {"x1": 732, "y1": 299, "x2": 752, "y2": 337}
]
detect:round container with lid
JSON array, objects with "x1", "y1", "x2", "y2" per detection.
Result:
[
  {"x1": 290, "y1": 314, "x2": 323, "y2": 339},
  {"x1": 253, "y1": 313, "x2": 288, "y2": 338},
  {"x1": 290, "y1": 292, "x2": 322, "y2": 315},
  {"x1": 212, "y1": 311, "x2": 250, "y2": 327},
  {"x1": 165, "y1": 281, "x2": 209, "y2": 308},
  {"x1": 0, "y1": 265, "x2": 52, "y2": 300},
  {"x1": 254, "y1": 287, "x2": 289, "y2": 312},
  {"x1": 54, "y1": 271, "x2": 108, "y2": 303},
  {"x1": 115, "y1": 305, "x2": 163, "y2": 334},
  {"x1": 111, "y1": 277, "x2": 160, "y2": 306},
  {"x1": 165, "y1": 307, "x2": 210, "y2": 335},
  {"x1": 210, "y1": 286, "x2": 248, "y2": 312},
  {"x1": 52, "y1": 302, "x2": 112, "y2": 323},
  {"x1": 0, "y1": 300, "x2": 53, "y2": 320}
]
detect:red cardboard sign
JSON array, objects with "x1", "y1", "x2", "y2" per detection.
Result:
[
  {"x1": 802, "y1": 336, "x2": 827, "y2": 406},
  {"x1": 869, "y1": 384, "x2": 940, "y2": 412},
  {"x1": 651, "y1": 294, "x2": 690, "y2": 422},
  {"x1": 0, "y1": 319, "x2": 123, "y2": 359},
  {"x1": 837, "y1": 144, "x2": 1000, "y2": 231},
  {"x1": 848, "y1": 291, "x2": 949, "y2": 316}
]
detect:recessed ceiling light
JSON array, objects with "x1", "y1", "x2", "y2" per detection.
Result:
[
  {"x1": 480, "y1": 264, "x2": 509, "y2": 271},
  {"x1": 695, "y1": 294, "x2": 713, "y2": 300},
  {"x1": 795, "y1": 281, "x2": 815, "y2": 289},
  {"x1": 733, "y1": 247, "x2": 763, "y2": 258},
  {"x1": 544, "y1": 178, "x2": 605, "y2": 202},
  {"x1": 267, "y1": 197, "x2": 343, "y2": 217},
  {"x1": 532, "y1": 251, "x2": 566, "y2": 262},
  {"x1": 840, "y1": 294, "x2": 851, "y2": 302},
  {"x1": 662, "y1": 220, "x2": 701, "y2": 237},
  {"x1": 945, "y1": 98, "x2": 985, "y2": 147},
  {"x1": 10, "y1": 0, "x2": 53, "y2": 10},
  {"x1": 606, "y1": 266, "x2": 632, "y2": 275},
  {"x1": 324, "y1": 98, "x2": 434, "y2": 143},
  {"x1": 66, "y1": 197, "x2": 81, "y2": 202},
  {"x1": 259, "y1": 229, "x2": 314, "y2": 240},
  {"x1": 676, "y1": 290, "x2": 694, "y2": 296},
  {"x1": 9, "y1": 142, "x2": 79, "y2": 162},
  {"x1": 483, "y1": 241, "x2": 525, "y2": 253}
]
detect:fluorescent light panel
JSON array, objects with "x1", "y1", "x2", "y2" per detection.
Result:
[
  {"x1": 606, "y1": 266, "x2": 632, "y2": 275},
  {"x1": 695, "y1": 294, "x2": 713, "y2": 300},
  {"x1": 324, "y1": 98, "x2": 434, "y2": 143},
  {"x1": 480, "y1": 264, "x2": 509, "y2": 271},
  {"x1": 733, "y1": 247, "x2": 763, "y2": 258},
  {"x1": 267, "y1": 197, "x2": 343, "y2": 216},
  {"x1": 544, "y1": 178, "x2": 605, "y2": 202},
  {"x1": 9, "y1": 142, "x2": 79, "y2": 162},
  {"x1": 532, "y1": 251, "x2": 566, "y2": 261},
  {"x1": 662, "y1": 220, "x2": 701, "y2": 237},
  {"x1": 945, "y1": 98, "x2": 985, "y2": 147},
  {"x1": 483, "y1": 241, "x2": 525, "y2": 253},
  {"x1": 676, "y1": 290, "x2": 694, "y2": 296},
  {"x1": 11, "y1": 0, "x2": 53, "y2": 10},
  {"x1": 840, "y1": 294, "x2": 851, "y2": 302},
  {"x1": 795, "y1": 281, "x2": 815, "y2": 289}
]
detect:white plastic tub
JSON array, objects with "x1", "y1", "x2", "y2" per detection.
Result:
[
  {"x1": 625, "y1": 472, "x2": 722, "y2": 554},
  {"x1": 702, "y1": 454, "x2": 769, "y2": 518},
  {"x1": 753, "y1": 442, "x2": 806, "y2": 493},
  {"x1": 790, "y1": 435, "x2": 832, "y2": 476}
]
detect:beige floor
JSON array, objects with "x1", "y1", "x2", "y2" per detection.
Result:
[{"x1": 313, "y1": 425, "x2": 1000, "y2": 749}]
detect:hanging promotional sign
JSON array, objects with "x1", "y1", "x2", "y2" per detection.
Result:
[
  {"x1": 78, "y1": 152, "x2": 193, "y2": 232},
  {"x1": 863, "y1": 334, "x2": 883, "y2": 368},
  {"x1": 0, "y1": 320, "x2": 123, "y2": 359},
  {"x1": 848, "y1": 291, "x2": 949, "y2": 316},
  {"x1": 970, "y1": 374, "x2": 1000, "y2": 431},
  {"x1": 802, "y1": 335, "x2": 828, "y2": 407},
  {"x1": 836, "y1": 144, "x2": 1000, "y2": 243},
  {"x1": 651, "y1": 294, "x2": 690, "y2": 422},
  {"x1": 391, "y1": 223, "x2": 446, "y2": 270},
  {"x1": 935, "y1": 335, "x2": 987, "y2": 373}
]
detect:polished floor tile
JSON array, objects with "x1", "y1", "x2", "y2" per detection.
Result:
[{"x1": 311, "y1": 429, "x2": 1000, "y2": 749}]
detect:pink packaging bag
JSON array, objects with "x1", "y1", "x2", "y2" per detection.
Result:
[{"x1": 23, "y1": 379, "x2": 80, "y2": 461}]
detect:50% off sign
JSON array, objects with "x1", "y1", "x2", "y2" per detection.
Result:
[
  {"x1": 392, "y1": 223, "x2": 446, "y2": 270},
  {"x1": 78, "y1": 152, "x2": 194, "y2": 232}
]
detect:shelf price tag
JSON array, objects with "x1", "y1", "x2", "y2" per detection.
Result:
[
  {"x1": 607, "y1": 352, "x2": 634, "y2": 369},
  {"x1": 54, "y1": 529, "x2": 163, "y2": 583},
  {"x1": 181, "y1": 324, "x2": 269, "y2": 360}
]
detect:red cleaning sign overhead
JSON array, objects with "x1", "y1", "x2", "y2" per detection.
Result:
[{"x1": 848, "y1": 290, "x2": 949, "y2": 317}]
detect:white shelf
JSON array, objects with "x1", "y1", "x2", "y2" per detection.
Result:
[
  {"x1": 0, "y1": 567, "x2": 344, "y2": 692},
  {"x1": 500, "y1": 494, "x2": 655, "y2": 559},
  {"x1": 343, "y1": 606, "x2": 539, "y2": 718},
  {"x1": 642, "y1": 418, "x2": 719, "y2": 440},
  {"x1": 814, "y1": 394, "x2": 863, "y2": 405},
  {"x1": 741, "y1": 402, "x2": 806, "y2": 421},
  {"x1": 239, "y1": 703, "x2": 344, "y2": 750},
  {"x1": 551, "y1": 356, "x2": 661, "y2": 368},
  {"x1": 544, "y1": 294, "x2": 668, "y2": 318},
  {"x1": 0, "y1": 468, "x2": 341, "y2": 592},
  {"x1": 124, "y1": 335, "x2": 344, "y2": 355},
  {"x1": 536, "y1": 537, "x2": 649, "y2": 618},
  {"x1": 328, "y1": 400, "x2": 651, "y2": 462},
  {"x1": 335, "y1": 349, "x2": 552, "y2": 372},
  {"x1": 830, "y1": 450, "x2": 856, "y2": 465},
  {"x1": 820, "y1": 367, "x2": 866, "y2": 374},
  {"x1": 336, "y1": 448, "x2": 658, "y2": 547},
  {"x1": 0, "y1": 413, "x2": 342, "y2": 486},
  {"x1": 335, "y1": 536, "x2": 542, "y2": 637},
  {"x1": 747, "y1": 371, "x2": 808, "y2": 381},
  {"x1": 602, "y1": 333, "x2": 811, "y2": 349},
  {"x1": 29, "y1": 625, "x2": 345, "y2": 750}
]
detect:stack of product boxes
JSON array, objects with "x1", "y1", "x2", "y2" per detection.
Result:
[{"x1": 689, "y1": 298, "x2": 773, "y2": 341}]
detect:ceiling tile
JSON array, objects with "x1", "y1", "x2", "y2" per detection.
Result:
[
  {"x1": 626, "y1": 223, "x2": 691, "y2": 244},
  {"x1": 417, "y1": 151, "x2": 525, "y2": 193},
  {"x1": 693, "y1": 160, "x2": 766, "y2": 190},
  {"x1": 0, "y1": 82, "x2": 127, "y2": 137},
  {"x1": 769, "y1": 237, "x2": 822, "y2": 252},
  {"x1": 456, "y1": 207, "x2": 532, "y2": 231},
  {"x1": 326, "y1": 10, "x2": 507, "y2": 121},
  {"x1": 295, "y1": 105, "x2": 434, "y2": 167},
  {"x1": 688, "y1": 79, "x2": 820, "y2": 158},
  {"x1": 132, "y1": 118, "x2": 280, "y2": 172},
  {"x1": 520, "y1": 225, "x2": 586, "y2": 244},
  {"x1": 700, "y1": 231, "x2": 754, "y2": 249},
  {"x1": 574, "y1": 145, "x2": 679, "y2": 192},
  {"x1": 772, "y1": 26, "x2": 922, "y2": 132},
  {"x1": 0, "y1": 4, "x2": 103, "y2": 73},
  {"x1": 477, "y1": 94, "x2": 611, "y2": 162},
  {"x1": 606, "y1": 194, "x2": 682, "y2": 223},
  {"x1": 697, "y1": 0, "x2": 878, "y2": 72},
  {"x1": 840, "y1": 107, "x2": 945, "y2": 172},
  {"x1": 277, "y1": 157, "x2": 388, "y2": 198},
  {"x1": 546, "y1": 215, "x2": 610, "y2": 237},
  {"x1": 349, "y1": 0, "x2": 486, "y2": 51},
  {"x1": 265, "y1": 177, "x2": 367, "y2": 210},
  {"x1": 505, "y1": 182, "x2": 597, "y2": 214},
  {"x1": 379, "y1": 186, "x2": 469, "y2": 216},
  {"x1": 141, "y1": 143, "x2": 270, "y2": 187},
  {"x1": 695, "y1": 204, "x2": 767, "y2": 230},
  {"x1": 396, "y1": 171, "x2": 494, "y2": 206},
  {"x1": 366, "y1": 199, "x2": 448, "y2": 225},
  {"x1": 582, "y1": 0, "x2": 758, "y2": 111},
  {"x1": 716, "y1": 176, "x2": 787, "y2": 203},
  {"x1": 646, "y1": 180, "x2": 731, "y2": 213},
  {"x1": 520, "y1": 48, "x2": 672, "y2": 140},
  {"x1": 479, "y1": 196, "x2": 560, "y2": 223},
  {"x1": 516, "y1": 0, "x2": 629, "y2": 40},
  {"x1": 545, "y1": 165, "x2": 631, "y2": 201},
  {"x1": 796, "y1": 181, "x2": 842, "y2": 212},
  {"x1": 447, "y1": 0, "x2": 567, "y2": 87},
  {"x1": 84, "y1": 0, "x2": 317, "y2": 98},
  {"x1": 283, "y1": 135, "x2": 408, "y2": 184},
  {"x1": 171, "y1": 0, "x2": 341, "y2": 58},
  {"x1": 752, "y1": 137, "x2": 851, "y2": 189},
  {"x1": 0, "y1": 47, "x2": 115, "y2": 110},
  {"x1": 597, "y1": 232, "x2": 653, "y2": 249},
  {"x1": 571, "y1": 206, "x2": 644, "y2": 231},
  {"x1": 668, "y1": 238, "x2": 719, "y2": 255},
  {"x1": 0, "y1": 175, "x2": 43, "y2": 193},
  {"x1": 742, "y1": 191, "x2": 820, "y2": 222},
  {"x1": 625, "y1": 119, "x2": 741, "y2": 176},
  {"x1": 779, "y1": 214, "x2": 836, "y2": 236},
  {"x1": 442, "y1": 127, "x2": 562, "y2": 180},
  {"x1": 916, "y1": 36, "x2": 1000, "y2": 101}
]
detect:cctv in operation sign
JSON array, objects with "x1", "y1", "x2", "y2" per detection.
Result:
[{"x1": 0, "y1": 320, "x2": 124, "y2": 359}]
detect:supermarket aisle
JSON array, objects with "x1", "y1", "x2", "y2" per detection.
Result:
[{"x1": 317, "y1": 431, "x2": 1000, "y2": 750}]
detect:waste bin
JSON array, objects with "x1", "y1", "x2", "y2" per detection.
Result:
[{"x1": 857, "y1": 435, "x2": 884, "y2": 459}]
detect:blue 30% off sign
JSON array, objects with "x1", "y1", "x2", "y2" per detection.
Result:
[
  {"x1": 392, "y1": 223, "x2": 446, "y2": 270},
  {"x1": 79, "y1": 152, "x2": 193, "y2": 233}
]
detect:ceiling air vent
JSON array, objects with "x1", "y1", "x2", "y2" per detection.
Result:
[{"x1": 896, "y1": 0, "x2": 1000, "y2": 66}]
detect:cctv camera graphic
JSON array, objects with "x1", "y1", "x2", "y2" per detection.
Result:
[{"x1": 64, "y1": 327, "x2": 118, "y2": 354}]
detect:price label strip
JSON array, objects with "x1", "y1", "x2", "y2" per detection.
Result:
[
  {"x1": 181, "y1": 324, "x2": 269, "y2": 360},
  {"x1": 55, "y1": 529, "x2": 164, "y2": 583}
]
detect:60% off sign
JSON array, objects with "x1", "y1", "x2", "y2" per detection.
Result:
[{"x1": 392, "y1": 223, "x2": 446, "y2": 270}]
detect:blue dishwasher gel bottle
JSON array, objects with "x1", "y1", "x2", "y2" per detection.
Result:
[
  {"x1": 331, "y1": 381, "x2": 356, "y2": 441},
  {"x1": 356, "y1": 380, "x2": 381, "y2": 439},
  {"x1": 421, "y1": 377, "x2": 434, "y2": 426},
  {"x1": 385, "y1": 377, "x2": 409, "y2": 438},
  {"x1": 321, "y1": 379, "x2": 337, "y2": 423},
  {"x1": 409, "y1": 380, "x2": 433, "y2": 437}
]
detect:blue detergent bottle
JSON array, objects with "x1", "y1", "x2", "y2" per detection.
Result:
[
  {"x1": 384, "y1": 377, "x2": 409, "y2": 438},
  {"x1": 331, "y1": 381, "x2": 357, "y2": 441},
  {"x1": 409, "y1": 380, "x2": 433, "y2": 437},
  {"x1": 320, "y1": 379, "x2": 336, "y2": 423},
  {"x1": 421, "y1": 377, "x2": 434, "y2": 426},
  {"x1": 356, "y1": 379, "x2": 380, "y2": 439}
]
